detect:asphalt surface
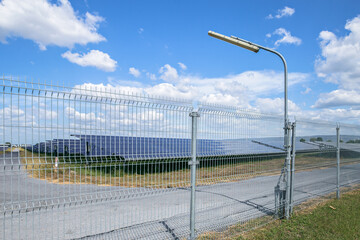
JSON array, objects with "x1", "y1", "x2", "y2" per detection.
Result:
[{"x1": 1, "y1": 151, "x2": 359, "y2": 239}]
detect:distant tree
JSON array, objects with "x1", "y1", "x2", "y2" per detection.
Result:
[
  {"x1": 326, "y1": 140, "x2": 332, "y2": 142},
  {"x1": 309, "y1": 137, "x2": 323, "y2": 142},
  {"x1": 300, "y1": 138, "x2": 305, "y2": 142},
  {"x1": 340, "y1": 139, "x2": 343, "y2": 143}
]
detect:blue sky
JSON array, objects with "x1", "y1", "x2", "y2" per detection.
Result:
[{"x1": 1, "y1": 0, "x2": 360, "y2": 123}]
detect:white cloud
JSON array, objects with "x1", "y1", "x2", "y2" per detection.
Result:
[
  {"x1": 138, "y1": 28, "x2": 144, "y2": 34},
  {"x1": 200, "y1": 93, "x2": 241, "y2": 106},
  {"x1": 73, "y1": 82, "x2": 144, "y2": 97},
  {"x1": 273, "y1": 28, "x2": 302, "y2": 47},
  {"x1": 146, "y1": 83, "x2": 195, "y2": 100},
  {"x1": 146, "y1": 72, "x2": 157, "y2": 81},
  {"x1": 276, "y1": 7, "x2": 295, "y2": 18},
  {"x1": 159, "y1": 64, "x2": 179, "y2": 82},
  {"x1": 154, "y1": 68, "x2": 308, "y2": 106},
  {"x1": 39, "y1": 108, "x2": 58, "y2": 120},
  {"x1": 73, "y1": 64, "x2": 308, "y2": 110},
  {"x1": 70, "y1": 65, "x2": 360, "y2": 124},
  {"x1": 313, "y1": 90, "x2": 360, "y2": 108},
  {"x1": 65, "y1": 106, "x2": 107, "y2": 130},
  {"x1": 213, "y1": 71, "x2": 308, "y2": 97},
  {"x1": 139, "y1": 110, "x2": 164, "y2": 121},
  {"x1": 65, "y1": 64, "x2": 312, "y2": 125},
  {"x1": 66, "y1": 107, "x2": 105, "y2": 123},
  {"x1": 255, "y1": 98, "x2": 301, "y2": 116},
  {"x1": 316, "y1": 15, "x2": 360, "y2": 90},
  {"x1": 178, "y1": 62, "x2": 187, "y2": 70},
  {"x1": 0, "y1": 0, "x2": 105, "y2": 50},
  {"x1": 0, "y1": 106, "x2": 52, "y2": 127},
  {"x1": 299, "y1": 108, "x2": 360, "y2": 123},
  {"x1": 0, "y1": 106, "x2": 24, "y2": 119},
  {"x1": 301, "y1": 87, "x2": 312, "y2": 95},
  {"x1": 107, "y1": 77, "x2": 145, "y2": 88},
  {"x1": 267, "y1": 6, "x2": 295, "y2": 19},
  {"x1": 318, "y1": 31, "x2": 337, "y2": 44},
  {"x1": 312, "y1": 15, "x2": 360, "y2": 117},
  {"x1": 253, "y1": 98, "x2": 360, "y2": 124},
  {"x1": 129, "y1": 67, "x2": 141, "y2": 77},
  {"x1": 62, "y1": 50, "x2": 117, "y2": 72}
]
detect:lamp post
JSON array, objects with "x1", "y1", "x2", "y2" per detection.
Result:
[{"x1": 208, "y1": 30, "x2": 292, "y2": 218}]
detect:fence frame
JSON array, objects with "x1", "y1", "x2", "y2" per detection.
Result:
[
  {"x1": 336, "y1": 124, "x2": 340, "y2": 199},
  {"x1": 189, "y1": 111, "x2": 200, "y2": 240}
]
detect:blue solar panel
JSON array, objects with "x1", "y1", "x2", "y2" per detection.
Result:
[{"x1": 28, "y1": 134, "x2": 339, "y2": 159}]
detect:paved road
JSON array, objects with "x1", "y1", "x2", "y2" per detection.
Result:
[{"x1": 1, "y1": 152, "x2": 359, "y2": 239}]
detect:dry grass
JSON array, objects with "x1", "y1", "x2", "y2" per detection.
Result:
[
  {"x1": 15, "y1": 148, "x2": 360, "y2": 188},
  {"x1": 198, "y1": 216, "x2": 275, "y2": 240}
]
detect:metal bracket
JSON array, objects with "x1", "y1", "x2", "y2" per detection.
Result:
[
  {"x1": 189, "y1": 112, "x2": 200, "y2": 118},
  {"x1": 188, "y1": 161, "x2": 199, "y2": 166}
]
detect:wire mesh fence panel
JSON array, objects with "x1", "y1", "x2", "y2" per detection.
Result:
[
  {"x1": 0, "y1": 77, "x2": 195, "y2": 239},
  {"x1": 194, "y1": 104, "x2": 285, "y2": 237},
  {"x1": 2, "y1": 76, "x2": 360, "y2": 240},
  {"x1": 293, "y1": 119, "x2": 340, "y2": 209},
  {"x1": 337, "y1": 124, "x2": 360, "y2": 190}
]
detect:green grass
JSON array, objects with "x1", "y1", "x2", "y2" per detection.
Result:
[{"x1": 200, "y1": 188, "x2": 360, "y2": 240}]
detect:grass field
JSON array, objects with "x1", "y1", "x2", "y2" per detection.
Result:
[
  {"x1": 8, "y1": 147, "x2": 360, "y2": 188},
  {"x1": 199, "y1": 187, "x2": 360, "y2": 240}
]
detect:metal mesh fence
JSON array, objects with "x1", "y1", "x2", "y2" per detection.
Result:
[
  {"x1": 0, "y1": 78, "x2": 194, "y2": 239},
  {"x1": 337, "y1": 124, "x2": 360, "y2": 191},
  {"x1": 193, "y1": 105, "x2": 285, "y2": 235},
  {"x1": 293, "y1": 120, "x2": 360, "y2": 212},
  {"x1": 292, "y1": 120, "x2": 338, "y2": 209},
  {"x1": 1, "y1": 77, "x2": 360, "y2": 239}
]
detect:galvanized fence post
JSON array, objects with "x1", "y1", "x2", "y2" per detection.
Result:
[
  {"x1": 289, "y1": 121, "x2": 296, "y2": 214},
  {"x1": 336, "y1": 124, "x2": 340, "y2": 199},
  {"x1": 285, "y1": 121, "x2": 292, "y2": 219},
  {"x1": 189, "y1": 111, "x2": 200, "y2": 240}
]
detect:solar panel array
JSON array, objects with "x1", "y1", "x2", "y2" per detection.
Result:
[{"x1": 28, "y1": 134, "x2": 353, "y2": 161}]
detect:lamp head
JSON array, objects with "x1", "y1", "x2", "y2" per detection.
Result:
[{"x1": 208, "y1": 31, "x2": 259, "y2": 53}]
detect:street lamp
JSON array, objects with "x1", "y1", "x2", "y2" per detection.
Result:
[
  {"x1": 208, "y1": 31, "x2": 288, "y2": 130},
  {"x1": 208, "y1": 30, "x2": 292, "y2": 219}
]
